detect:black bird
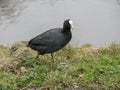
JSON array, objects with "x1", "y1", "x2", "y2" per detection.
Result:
[{"x1": 27, "y1": 19, "x2": 74, "y2": 59}]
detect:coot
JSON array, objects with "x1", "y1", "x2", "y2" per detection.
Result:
[{"x1": 27, "y1": 19, "x2": 74, "y2": 58}]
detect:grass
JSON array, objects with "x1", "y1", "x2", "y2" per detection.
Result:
[{"x1": 0, "y1": 42, "x2": 120, "y2": 90}]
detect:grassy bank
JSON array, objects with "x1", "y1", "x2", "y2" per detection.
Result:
[{"x1": 0, "y1": 42, "x2": 120, "y2": 90}]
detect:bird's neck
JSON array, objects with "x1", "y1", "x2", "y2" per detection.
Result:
[{"x1": 63, "y1": 27, "x2": 71, "y2": 32}]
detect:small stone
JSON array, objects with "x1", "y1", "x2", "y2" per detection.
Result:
[
  {"x1": 78, "y1": 74, "x2": 84, "y2": 78},
  {"x1": 20, "y1": 66, "x2": 26, "y2": 72}
]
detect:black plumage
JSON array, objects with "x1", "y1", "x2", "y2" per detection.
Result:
[{"x1": 27, "y1": 19, "x2": 73, "y2": 58}]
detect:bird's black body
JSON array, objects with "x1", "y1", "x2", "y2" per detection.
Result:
[{"x1": 27, "y1": 19, "x2": 73, "y2": 56}]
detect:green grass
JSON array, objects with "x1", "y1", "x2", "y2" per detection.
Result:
[{"x1": 0, "y1": 42, "x2": 120, "y2": 90}]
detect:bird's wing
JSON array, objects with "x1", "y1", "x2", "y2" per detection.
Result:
[{"x1": 28, "y1": 28, "x2": 61, "y2": 46}]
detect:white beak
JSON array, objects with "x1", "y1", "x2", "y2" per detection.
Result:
[{"x1": 69, "y1": 20, "x2": 74, "y2": 29}]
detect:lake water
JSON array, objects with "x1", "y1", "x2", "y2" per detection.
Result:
[{"x1": 0, "y1": 0, "x2": 120, "y2": 46}]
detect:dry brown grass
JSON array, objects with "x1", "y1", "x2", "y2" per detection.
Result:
[{"x1": 0, "y1": 45, "x2": 11, "y2": 59}]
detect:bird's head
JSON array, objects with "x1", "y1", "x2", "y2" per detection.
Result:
[{"x1": 63, "y1": 19, "x2": 74, "y2": 30}]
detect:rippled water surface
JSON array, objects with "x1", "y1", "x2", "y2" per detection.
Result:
[{"x1": 0, "y1": 0, "x2": 120, "y2": 46}]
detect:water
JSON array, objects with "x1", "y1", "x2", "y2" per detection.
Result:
[{"x1": 0, "y1": 0, "x2": 120, "y2": 46}]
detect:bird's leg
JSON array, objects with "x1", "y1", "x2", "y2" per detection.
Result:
[
  {"x1": 51, "y1": 53, "x2": 54, "y2": 61},
  {"x1": 34, "y1": 52, "x2": 40, "y2": 64},
  {"x1": 51, "y1": 53, "x2": 55, "y2": 68}
]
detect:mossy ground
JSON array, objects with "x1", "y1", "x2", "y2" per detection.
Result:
[{"x1": 0, "y1": 42, "x2": 120, "y2": 90}]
